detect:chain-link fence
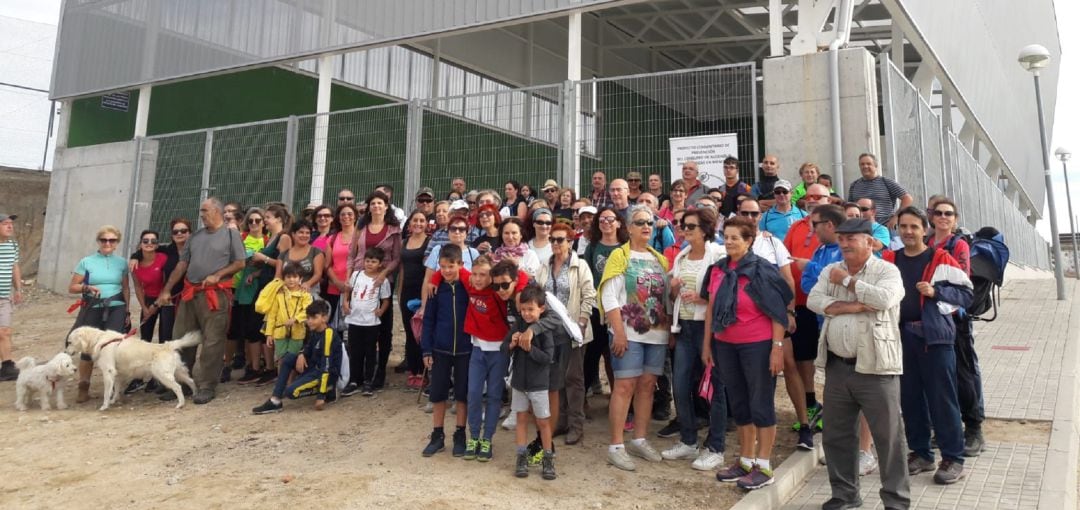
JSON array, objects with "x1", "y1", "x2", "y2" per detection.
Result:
[{"x1": 880, "y1": 55, "x2": 1050, "y2": 269}]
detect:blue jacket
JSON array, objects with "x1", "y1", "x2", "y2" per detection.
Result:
[
  {"x1": 302, "y1": 328, "x2": 343, "y2": 396},
  {"x1": 884, "y1": 248, "x2": 973, "y2": 346},
  {"x1": 421, "y1": 277, "x2": 470, "y2": 356},
  {"x1": 800, "y1": 243, "x2": 842, "y2": 295}
]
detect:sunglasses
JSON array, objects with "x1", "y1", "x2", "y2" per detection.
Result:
[
  {"x1": 695, "y1": 202, "x2": 715, "y2": 209},
  {"x1": 98, "y1": 238, "x2": 119, "y2": 244},
  {"x1": 812, "y1": 220, "x2": 831, "y2": 228},
  {"x1": 491, "y1": 281, "x2": 514, "y2": 291},
  {"x1": 338, "y1": 196, "x2": 354, "y2": 201},
  {"x1": 416, "y1": 198, "x2": 433, "y2": 204},
  {"x1": 598, "y1": 216, "x2": 618, "y2": 224},
  {"x1": 858, "y1": 206, "x2": 873, "y2": 212},
  {"x1": 932, "y1": 210, "x2": 956, "y2": 217},
  {"x1": 468, "y1": 201, "x2": 477, "y2": 206},
  {"x1": 806, "y1": 194, "x2": 827, "y2": 201},
  {"x1": 544, "y1": 188, "x2": 558, "y2": 193},
  {"x1": 248, "y1": 218, "x2": 263, "y2": 224},
  {"x1": 141, "y1": 238, "x2": 159, "y2": 245},
  {"x1": 534, "y1": 220, "x2": 553, "y2": 226},
  {"x1": 627, "y1": 178, "x2": 641, "y2": 182},
  {"x1": 680, "y1": 223, "x2": 700, "y2": 231},
  {"x1": 449, "y1": 226, "x2": 469, "y2": 233},
  {"x1": 773, "y1": 189, "x2": 790, "y2": 196},
  {"x1": 316, "y1": 213, "x2": 333, "y2": 218},
  {"x1": 739, "y1": 211, "x2": 761, "y2": 218},
  {"x1": 550, "y1": 237, "x2": 569, "y2": 244},
  {"x1": 172, "y1": 228, "x2": 190, "y2": 235},
  {"x1": 631, "y1": 219, "x2": 654, "y2": 228}
]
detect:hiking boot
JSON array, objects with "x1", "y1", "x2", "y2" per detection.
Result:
[
  {"x1": 964, "y1": 430, "x2": 986, "y2": 457},
  {"x1": 515, "y1": 453, "x2": 529, "y2": 478},
  {"x1": 796, "y1": 426, "x2": 814, "y2": 451},
  {"x1": 661, "y1": 442, "x2": 699, "y2": 461},
  {"x1": 0, "y1": 360, "x2": 19, "y2": 381},
  {"x1": 463, "y1": 438, "x2": 479, "y2": 460},
  {"x1": 159, "y1": 385, "x2": 193, "y2": 401},
  {"x1": 451, "y1": 429, "x2": 468, "y2": 457},
  {"x1": 76, "y1": 381, "x2": 91, "y2": 403},
  {"x1": 692, "y1": 448, "x2": 724, "y2": 471},
  {"x1": 656, "y1": 419, "x2": 681, "y2": 438},
  {"x1": 477, "y1": 439, "x2": 493, "y2": 462},
  {"x1": 933, "y1": 459, "x2": 965, "y2": 484},
  {"x1": 124, "y1": 380, "x2": 146, "y2": 395},
  {"x1": 716, "y1": 460, "x2": 753, "y2": 482},
  {"x1": 361, "y1": 384, "x2": 375, "y2": 397},
  {"x1": 422, "y1": 430, "x2": 445, "y2": 457},
  {"x1": 907, "y1": 453, "x2": 935, "y2": 475},
  {"x1": 236, "y1": 369, "x2": 261, "y2": 385},
  {"x1": 255, "y1": 370, "x2": 278, "y2": 386},
  {"x1": 252, "y1": 399, "x2": 283, "y2": 414},
  {"x1": 607, "y1": 447, "x2": 636, "y2": 471},
  {"x1": 565, "y1": 428, "x2": 583, "y2": 446},
  {"x1": 341, "y1": 383, "x2": 361, "y2": 397},
  {"x1": 822, "y1": 497, "x2": 864, "y2": 510},
  {"x1": 193, "y1": 389, "x2": 215, "y2": 405},
  {"x1": 625, "y1": 440, "x2": 662, "y2": 462},
  {"x1": 859, "y1": 450, "x2": 877, "y2": 476},
  {"x1": 736, "y1": 465, "x2": 774, "y2": 490},
  {"x1": 541, "y1": 451, "x2": 557, "y2": 480},
  {"x1": 219, "y1": 366, "x2": 231, "y2": 383}
]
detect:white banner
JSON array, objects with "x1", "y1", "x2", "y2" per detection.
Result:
[{"x1": 669, "y1": 133, "x2": 739, "y2": 189}]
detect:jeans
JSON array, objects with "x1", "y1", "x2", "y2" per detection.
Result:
[
  {"x1": 673, "y1": 320, "x2": 705, "y2": 447},
  {"x1": 467, "y1": 346, "x2": 510, "y2": 440},
  {"x1": 900, "y1": 332, "x2": 965, "y2": 463}
]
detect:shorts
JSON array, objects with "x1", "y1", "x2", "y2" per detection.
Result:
[
  {"x1": 791, "y1": 306, "x2": 821, "y2": 362},
  {"x1": 547, "y1": 342, "x2": 571, "y2": 391},
  {"x1": 609, "y1": 336, "x2": 666, "y2": 379},
  {"x1": 428, "y1": 351, "x2": 470, "y2": 404},
  {"x1": 511, "y1": 388, "x2": 551, "y2": 419},
  {"x1": 274, "y1": 339, "x2": 304, "y2": 360},
  {"x1": 0, "y1": 298, "x2": 11, "y2": 328},
  {"x1": 229, "y1": 304, "x2": 263, "y2": 343}
]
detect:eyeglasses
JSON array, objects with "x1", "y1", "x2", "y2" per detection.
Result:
[
  {"x1": 140, "y1": 238, "x2": 159, "y2": 245},
  {"x1": 172, "y1": 228, "x2": 190, "y2": 235},
  {"x1": 316, "y1": 213, "x2": 333, "y2": 218},
  {"x1": 739, "y1": 211, "x2": 761, "y2": 218},
  {"x1": 478, "y1": 211, "x2": 495, "y2": 218},
  {"x1": 631, "y1": 219, "x2": 654, "y2": 228},
  {"x1": 544, "y1": 188, "x2": 558, "y2": 193},
  {"x1": 98, "y1": 238, "x2": 119, "y2": 244},
  {"x1": 467, "y1": 201, "x2": 477, "y2": 206},
  {"x1": 773, "y1": 189, "x2": 790, "y2": 196},
  {"x1": 680, "y1": 223, "x2": 700, "y2": 231},
  {"x1": 534, "y1": 220, "x2": 553, "y2": 226},
  {"x1": 338, "y1": 196, "x2": 354, "y2": 201},
  {"x1": 416, "y1": 198, "x2": 433, "y2": 204},
  {"x1": 550, "y1": 237, "x2": 569, "y2": 244},
  {"x1": 449, "y1": 226, "x2": 468, "y2": 233},
  {"x1": 627, "y1": 178, "x2": 641, "y2": 182},
  {"x1": 806, "y1": 194, "x2": 827, "y2": 201},
  {"x1": 248, "y1": 218, "x2": 262, "y2": 224},
  {"x1": 598, "y1": 216, "x2": 618, "y2": 224},
  {"x1": 858, "y1": 206, "x2": 873, "y2": 212},
  {"x1": 812, "y1": 220, "x2": 830, "y2": 228},
  {"x1": 491, "y1": 282, "x2": 514, "y2": 291},
  {"x1": 672, "y1": 189, "x2": 685, "y2": 194},
  {"x1": 932, "y1": 210, "x2": 957, "y2": 217}
]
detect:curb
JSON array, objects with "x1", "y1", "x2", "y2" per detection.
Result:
[
  {"x1": 1039, "y1": 281, "x2": 1080, "y2": 510},
  {"x1": 730, "y1": 444, "x2": 823, "y2": 510}
]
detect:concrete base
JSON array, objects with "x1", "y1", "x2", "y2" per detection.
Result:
[
  {"x1": 763, "y1": 48, "x2": 881, "y2": 192},
  {"x1": 39, "y1": 140, "x2": 157, "y2": 294}
]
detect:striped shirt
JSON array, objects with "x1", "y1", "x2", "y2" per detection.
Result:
[
  {"x1": 0, "y1": 240, "x2": 19, "y2": 298},
  {"x1": 847, "y1": 176, "x2": 908, "y2": 224}
]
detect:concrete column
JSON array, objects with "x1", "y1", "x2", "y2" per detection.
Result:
[
  {"x1": 55, "y1": 99, "x2": 72, "y2": 149},
  {"x1": 763, "y1": 47, "x2": 880, "y2": 189},
  {"x1": 563, "y1": 11, "x2": 582, "y2": 194},
  {"x1": 768, "y1": 0, "x2": 783, "y2": 57},
  {"x1": 134, "y1": 85, "x2": 152, "y2": 138},
  {"x1": 309, "y1": 54, "x2": 334, "y2": 204}
]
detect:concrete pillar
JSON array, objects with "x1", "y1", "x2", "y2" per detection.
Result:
[
  {"x1": 563, "y1": 11, "x2": 583, "y2": 194},
  {"x1": 134, "y1": 85, "x2": 152, "y2": 138},
  {"x1": 763, "y1": 47, "x2": 880, "y2": 190},
  {"x1": 55, "y1": 99, "x2": 72, "y2": 149},
  {"x1": 309, "y1": 54, "x2": 334, "y2": 204},
  {"x1": 769, "y1": 0, "x2": 783, "y2": 57}
]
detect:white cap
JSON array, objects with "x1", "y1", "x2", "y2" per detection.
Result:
[
  {"x1": 578, "y1": 206, "x2": 597, "y2": 215},
  {"x1": 450, "y1": 199, "x2": 469, "y2": 211}
]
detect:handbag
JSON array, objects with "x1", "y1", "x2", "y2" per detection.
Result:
[{"x1": 698, "y1": 362, "x2": 714, "y2": 401}]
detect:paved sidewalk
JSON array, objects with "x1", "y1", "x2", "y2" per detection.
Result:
[{"x1": 781, "y1": 278, "x2": 1076, "y2": 510}]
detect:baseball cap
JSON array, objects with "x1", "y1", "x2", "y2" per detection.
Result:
[
  {"x1": 836, "y1": 218, "x2": 873, "y2": 235},
  {"x1": 542, "y1": 179, "x2": 559, "y2": 191},
  {"x1": 773, "y1": 179, "x2": 793, "y2": 191},
  {"x1": 416, "y1": 187, "x2": 434, "y2": 198},
  {"x1": 627, "y1": 171, "x2": 642, "y2": 180},
  {"x1": 577, "y1": 206, "x2": 597, "y2": 216},
  {"x1": 0, "y1": 213, "x2": 16, "y2": 222},
  {"x1": 450, "y1": 199, "x2": 469, "y2": 211}
]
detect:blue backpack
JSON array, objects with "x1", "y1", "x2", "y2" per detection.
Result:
[{"x1": 965, "y1": 227, "x2": 1010, "y2": 321}]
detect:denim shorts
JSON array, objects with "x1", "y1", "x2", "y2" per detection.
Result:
[{"x1": 609, "y1": 337, "x2": 667, "y2": 379}]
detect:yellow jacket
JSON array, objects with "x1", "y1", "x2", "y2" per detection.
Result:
[{"x1": 262, "y1": 287, "x2": 313, "y2": 341}]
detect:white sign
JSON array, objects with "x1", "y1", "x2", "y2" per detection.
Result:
[{"x1": 669, "y1": 133, "x2": 739, "y2": 188}]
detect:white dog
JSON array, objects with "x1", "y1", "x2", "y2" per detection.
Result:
[
  {"x1": 66, "y1": 326, "x2": 202, "y2": 410},
  {"x1": 15, "y1": 352, "x2": 77, "y2": 411}
]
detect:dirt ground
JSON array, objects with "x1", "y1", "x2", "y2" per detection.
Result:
[{"x1": 0, "y1": 287, "x2": 803, "y2": 510}]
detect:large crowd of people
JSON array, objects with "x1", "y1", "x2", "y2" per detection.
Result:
[{"x1": 0, "y1": 154, "x2": 988, "y2": 506}]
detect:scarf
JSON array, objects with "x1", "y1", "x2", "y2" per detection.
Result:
[
  {"x1": 597, "y1": 244, "x2": 671, "y2": 334},
  {"x1": 493, "y1": 243, "x2": 529, "y2": 264},
  {"x1": 710, "y1": 252, "x2": 792, "y2": 334}
]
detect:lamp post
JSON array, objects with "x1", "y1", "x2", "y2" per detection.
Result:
[
  {"x1": 1019, "y1": 44, "x2": 1066, "y2": 299},
  {"x1": 1056, "y1": 147, "x2": 1079, "y2": 279}
]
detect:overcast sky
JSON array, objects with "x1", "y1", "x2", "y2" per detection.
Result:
[{"x1": 1, "y1": 0, "x2": 1077, "y2": 239}]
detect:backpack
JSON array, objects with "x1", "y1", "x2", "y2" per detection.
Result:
[
  {"x1": 966, "y1": 227, "x2": 1010, "y2": 321},
  {"x1": 254, "y1": 278, "x2": 284, "y2": 314}
]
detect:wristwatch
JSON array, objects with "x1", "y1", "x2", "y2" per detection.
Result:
[
  {"x1": 773, "y1": 341, "x2": 784, "y2": 348},
  {"x1": 842, "y1": 275, "x2": 852, "y2": 287}
]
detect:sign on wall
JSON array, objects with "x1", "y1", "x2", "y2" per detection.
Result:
[
  {"x1": 669, "y1": 133, "x2": 739, "y2": 188},
  {"x1": 101, "y1": 92, "x2": 130, "y2": 112}
]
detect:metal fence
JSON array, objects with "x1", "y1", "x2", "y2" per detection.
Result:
[{"x1": 880, "y1": 55, "x2": 1050, "y2": 269}]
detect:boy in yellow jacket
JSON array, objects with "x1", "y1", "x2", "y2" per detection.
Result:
[{"x1": 264, "y1": 264, "x2": 314, "y2": 365}]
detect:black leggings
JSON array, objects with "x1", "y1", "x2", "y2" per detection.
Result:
[
  {"x1": 584, "y1": 308, "x2": 614, "y2": 391},
  {"x1": 139, "y1": 300, "x2": 176, "y2": 343},
  {"x1": 400, "y1": 297, "x2": 423, "y2": 376},
  {"x1": 373, "y1": 304, "x2": 394, "y2": 386}
]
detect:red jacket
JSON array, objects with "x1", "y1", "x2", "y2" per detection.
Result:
[
  {"x1": 430, "y1": 267, "x2": 529, "y2": 342},
  {"x1": 783, "y1": 217, "x2": 820, "y2": 306}
]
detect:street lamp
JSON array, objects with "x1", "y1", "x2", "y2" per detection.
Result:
[
  {"x1": 1056, "y1": 147, "x2": 1079, "y2": 279},
  {"x1": 1019, "y1": 44, "x2": 1066, "y2": 299}
]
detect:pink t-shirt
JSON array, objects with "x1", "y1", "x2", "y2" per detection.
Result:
[
  {"x1": 706, "y1": 261, "x2": 773, "y2": 344},
  {"x1": 132, "y1": 252, "x2": 168, "y2": 298},
  {"x1": 325, "y1": 232, "x2": 352, "y2": 296}
]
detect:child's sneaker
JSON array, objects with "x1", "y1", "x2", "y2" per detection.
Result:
[
  {"x1": 736, "y1": 465, "x2": 774, "y2": 490},
  {"x1": 341, "y1": 383, "x2": 361, "y2": 397},
  {"x1": 252, "y1": 399, "x2": 283, "y2": 414},
  {"x1": 361, "y1": 384, "x2": 375, "y2": 397},
  {"x1": 463, "y1": 438, "x2": 478, "y2": 460},
  {"x1": 422, "y1": 430, "x2": 445, "y2": 457},
  {"x1": 452, "y1": 428, "x2": 468, "y2": 457},
  {"x1": 514, "y1": 453, "x2": 529, "y2": 478},
  {"x1": 541, "y1": 451, "x2": 557, "y2": 480},
  {"x1": 477, "y1": 439, "x2": 493, "y2": 462}
]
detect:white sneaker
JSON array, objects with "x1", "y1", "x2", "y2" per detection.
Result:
[
  {"x1": 625, "y1": 440, "x2": 663, "y2": 462},
  {"x1": 501, "y1": 412, "x2": 517, "y2": 430},
  {"x1": 607, "y1": 447, "x2": 637, "y2": 471},
  {"x1": 692, "y1": 448, "x2": 725, "y2": 471},
  {"x1": 423, "y1": 402, "x2": 433, "y2": 413},
  {"x1": 859, "y1": 450, "x2": 877, "y2": 476},
  {"x1": 661, "y1": 442, "x2": 700, "y2": 460}
]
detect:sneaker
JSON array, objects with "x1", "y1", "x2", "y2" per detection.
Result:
[
  {"x1": 811, "y1": 404, "x2": 824, "y2": 432},
  {"x1": 192, "y1": 389, "x2": 215, "y2": 405},
  {"x1": 692, "y1": 448, "x2": 725, "y2": 471},
  {"x1": 452, "y1": 429, "x2": 467, "y2": 457},
  {"x1": 406, "y1": 375, "x2": 422, "y2": 389},
  {"x1": 124, "y1": 380, "x2": 146, "y2": 395},
  {"x1": 716, "y1": 460, "x2": 753, "y2": 482},
  {"x1": 231, "y1": 355, "x2": 246, "y2": 370},
  {"x1": 515, "y1": 453, "x2": 529, "y2": 478},
  {"x1": 255, "y1": 370, "x2": 278, "y2": 386},
  {"x1": 588, "y1": 380, "x2": 603, "y2": 396},
  {"x1": 933, "y1": 459, "x2": 965, "y2": 484},
  {"x1": 822, "y1": 496, "x2": 864, "y2": 510},
  {"x1": 236, "y1": 369, "x2": 261, "y2": 385},
  {"x1": 963, "y1": 430, "x2": 985, "y2": 457},
  {"x1": 502, "y1": 413, "x2": 517, "y2": 430},
  {"x1": 251, "y1": 399, "x2": 283, "y2": 414},
  {"x1": 158, "y1": 385, "x2": 193, "y2": 401},
  {"x1": 394, "y1": 362, "x2": 408, "y2": 374},
  {"x1": 656, "y1": 419, "x2": 681, "y2": 438},
  {"x1": 541, "y1": 451, "x2": 557, "y2": 480},
  {"x1": 144, "y1": 379, "x2": 159, "y2": 393},
  {"x1": 341, "y1": 383, "x2": 361, "y2": 397},
  {"x1": 624, "y1": 417, "x2": 635, "y2": 433},
  {"x1": 463, "y1": 438, "x2": 478, "y2": 460},
  {"x1": 361, "y1": 384, "x2": 375, "y2": 397},
  {"x1": 907, "y1": 452, "x2": 935, "y2": 475},
  {"x1": 423, "y1": 402, "x2": 434, "y2": 413},
  {"x1": 797, "y1": 426, "x2": 814, "y2": 450},
  {"x1": 0, "y1": 360, "x2": 20, "y2": 381},
  {"x1": 795, "y1": 403, "x2": 823, "y2": 431},
  {"x1": 477, "y1": 439, "x2": 493, "y2": 462},
  {"x1": 607, "y1": 447, "x2": 636, "y2": 471},
  {"x1": 565, "y1": 428, "x2": 583, "y2": 445},
  {"x1": 219, "y1": 366, "x2": 231, "y2": 383},
  {"x1": 661, "y1": 442, "x2": 699, "y2": 460},
  {"x1": 859, "y1": 450, "x2": 877, "y2": 476},
  {"x1": 652, "y1": 409, "x2": 672, "y2": 422},
  {"x1": 422, "y1": 431, "x2": 445, "y2": 457},
  {"x1": 736, "y1": 465, "x2": 774, "y2": 490},
  {"x1": 625, "y1": 440, "x2": 662, "y2": 462}
]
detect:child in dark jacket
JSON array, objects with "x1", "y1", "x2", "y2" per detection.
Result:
[
  {"x1": 502, "y1": 285, "x2": 557, "y2": 480},
  {"x1": 252, "y1": 300, "x2": 342, "y2": 414},
  {"x1": 420, "y1": 244, "x2": 471, "y2": 457}
]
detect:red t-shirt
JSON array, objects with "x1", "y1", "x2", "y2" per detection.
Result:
[
  {"x1": 783, "y1": 217, "x2": 820, "y2": 306},
  {"x1": 706, "y1": 261, "x2": 773, "y2": 344},
  {"x1": 132, "y1": 252, "x2": 168, "y2": 298}
]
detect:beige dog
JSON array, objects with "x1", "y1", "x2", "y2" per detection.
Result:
[{"x1": 66, "y1": 326, "x2": 202, "y2": 410}]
